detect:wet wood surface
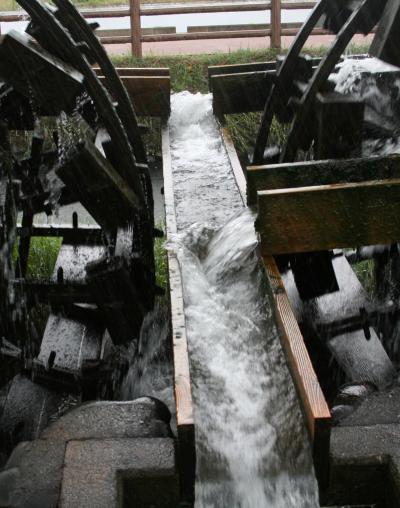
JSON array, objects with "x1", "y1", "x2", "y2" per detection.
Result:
[
  {"x1": 0, "y1": 31, "x2": 84, "y2": 114},
  {"x1": 162, "y1": 125, "x2": 195, "y2": 501},
  {"x1": 56, "y1": 139, "x2": 140, "y2": 230},
  {"x1": 210, "y1": 70, "x2": 274, "y2": 115},
  {"x1": 263, "y1": 255, "x2": 331, "y2": 487},
  {"x1": 247, "y1": 154, "x2": 400, "y2": 205},
  {"x1": 257, "y1": 178, "x2": 400, "y2": 255},
  {"x1": 162, "y1": 125, "x2": 194, "y2": 428}
]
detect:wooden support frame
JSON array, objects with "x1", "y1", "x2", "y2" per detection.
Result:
[
  {"x1": 247, "y1": 154, "x2": 400, "y2": 205},
  {"x1": 257, "y1": 177, "x2": 400, "y2": 256}
]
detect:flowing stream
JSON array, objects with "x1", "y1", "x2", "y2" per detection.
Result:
[{"x1": 168, "y1": 92, "x2": 319, "y2": 507}]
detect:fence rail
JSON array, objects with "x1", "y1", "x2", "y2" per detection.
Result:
[{"x1": 0, "y1": 1, "x2": 321, "y2": 56}]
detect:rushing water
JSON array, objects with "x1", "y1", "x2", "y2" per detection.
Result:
[{"x1": 168, "y1": 92, "x2": 318, "y2": 507}]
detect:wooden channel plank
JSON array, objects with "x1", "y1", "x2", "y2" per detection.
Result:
[
  {"x1": 211, "y1": 70, "x2": 274, "y2": 115},
  {"x1": 98, "y1": 74, "x2": 170, "y2": 117},
  {"x1": 247, "y1": 154, "x2": 400, "y2": 205},
  {"x1": 208, "y1": 61, "x2": 276, "y2": 77},
  {"x1": 162, "y1": 124, "x2": 195, "y2": 502},
  {"x1": 94, "y1": 67, "x2": 170, "y2": 77},
  {"x1": 220, "y1": 126, "x2": 247, "y2": 203},
  {"x1": 257, "y1": 178, "x2": 400, "y2": 255},
  {"x1": 162, "y1": 125, "x2": 194, "y2": 427},
  {"x1": 263, "y1": 255, "x2": 331, "y2": 487}
]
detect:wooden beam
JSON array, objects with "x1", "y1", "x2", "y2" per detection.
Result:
[
  {"x1": 263, "y1": 255, "x2": 331, "y2": 488},
  {"x1": 94, "y1": 67, "x2": 170, "y2": 77},
  {"x1": 247, "y1": 154, "x2": 400, "y2": 205},
  {"x1": 0, "y1": 31, "x2": 84, "y2": 114},
  {"x1": 210, "y1": 70, "x2": 274, "y2": 115},
  {"x1": 56, "y1": 139, "x2": 140, "y2": 231},
  {"x1": 97, "y1": 75, "x2": 170, "y2": 117},
  {"x1": 257, "y1": 178, "x2": 400, "y2": 255},
  {"x1": 121, "y1": 76, "x2": 170, "y2": 118},
  {"x1": 315, "y1": 91, "x2": 364, "y2": 160}
]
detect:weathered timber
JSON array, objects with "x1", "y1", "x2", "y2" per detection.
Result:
[
  {"x1": 162, "y1": 125, "x2": 195, "y2": 504},
  {"x1": 99, "y1": 75, "x2": 171, "y2": 118},
  {"x1": 86, "y1": 255, "x2": 147, "y2": 346},
  {"x1": 18, "y1": 0, "x2": 146, "y2": 206},
  {"x1": 247, "y1": 154, "x2": 400, "y2": 205},
  {"x1": 32, "y1": 242, "x2": 107, "y2": 389},
  {"x1": 315, "y1": 91, "x2": 365, "y2": 160},
  {"x1": 210, "y1": 70, "x2": 274, "y2": 115},
  {"x1": 35, "y1": 313, "x2": 104, "y2": 380},
  {"x1": 56, "y1": 140, "x2": 140, "y2": 231},
  {"x1": 370, "y1": 0, "x2": 400, "y2": 67},
  {"x1": 0, "y1": 31, "x2": 84, "y2": 114},
  {"x1": 257, "y1": 178, "x2": 400, "y2": 256},
  {"x1": 263, "y1": 255, "x2": 331, "y2": 489},
  {"x1": 16, "y1": 279, "x2": 94, "y2": 304},
  {"x1": 15, "y1": 225, "x2": 104, "y2": 245},
  {"x1": 94, "y1": 67, "x2": 170, "y2": 77},
  {"x1": 220, "y1": 126, "x2": 247, "y2": 202},
  {"x1": 54, "y1": 0, "x2": 148, "y2": 164},
  {"x1": 282, "y1": 0, "x2": 380, "y2": 162},
  {"x1": 252, "y1": 0, "x2": 329, "y2": 163}
]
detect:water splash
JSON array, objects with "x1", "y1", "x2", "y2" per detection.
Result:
[{"x1": 169, "y1": 211, "x2": 318, "y2": 508}]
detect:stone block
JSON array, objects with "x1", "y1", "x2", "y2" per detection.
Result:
[
  {"x1": 60, "y1": 438, "x2": 179, "y2": 508},
  {"x1": 0, "y1": 439, "x2": 66, "y2": 508},
  {"x1": 41, "y1": 397, "x2": 172, "y2": 442}
]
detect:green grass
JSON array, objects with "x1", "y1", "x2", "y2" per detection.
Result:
[
  {"x1": 353, "y1": 259, "x2": 375, "y2": 297},
  {"x1": 154, "y1": 224, "x2": 168, "y2": 290}
]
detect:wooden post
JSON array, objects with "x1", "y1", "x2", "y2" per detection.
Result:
[
  {"x1": 271, "y1": 0, "x2": 281, "y2": 49},
  {"x1": 129, "y1": 0, "x2": 142, "y2": 58}
]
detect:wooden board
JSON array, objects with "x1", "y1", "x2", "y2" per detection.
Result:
[
  {"x1": 162, "y1": 125, "x2": 195, "y2": 501},
  {"x1": 247, "y1": 154, "x2": 400, "y2": 204},
  {"x1": 208, "y1": 61, "x2": 276, "y2": 77},
  {"x1": 94, "y1": 67, "x2": 170, "y2": 77},
  {"x1": 221, "y1": 126, "x2": 247, "y2": 203},
  {"x1": 263, "y1": 255, "x2": 331, "y2": 488},
  {"x1": 257, "y1": 178, "x2": 400, "y2": 255},
  {"x1": 98, "y1": 75, "x2": 170, "y2": 118},
  {"x1": 211, "y1": 70, "x2": 275, "y2": 115}
]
